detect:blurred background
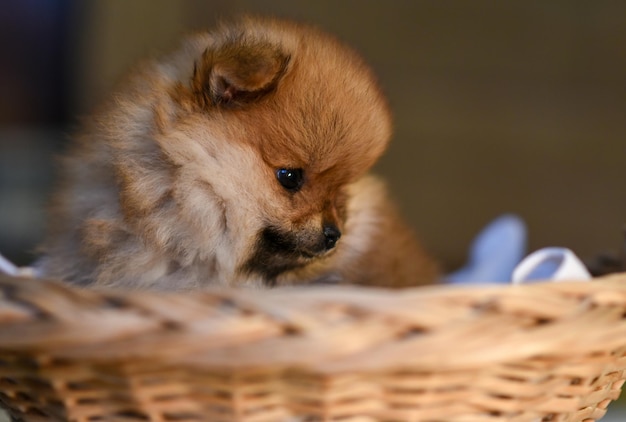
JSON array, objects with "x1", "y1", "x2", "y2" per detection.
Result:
[
  {"x1": 1, "y1": 0, "x2": 625, "y2": 272},
  {"x1": 0, "y1": 1, "x2": 625, "y2": 419}
]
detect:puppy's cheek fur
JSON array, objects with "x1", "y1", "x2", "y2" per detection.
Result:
[{"x1": 165, "y1": 139, "x2": 280, "y2": 263}]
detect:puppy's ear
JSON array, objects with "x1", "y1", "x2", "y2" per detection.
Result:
[{"x1": 192, "y1": 42, "x2": 290, "y2": 108}]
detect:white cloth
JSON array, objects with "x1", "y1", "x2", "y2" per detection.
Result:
[
  {"x1": 512, "y1": 247, "x2": 591, "y2": 284},
  {"x1": 0, "y1": 253, "x2": 18, "y2": 276},
  {"x1": 0, "y1": 253, "x2": 38, "y2": 277}
]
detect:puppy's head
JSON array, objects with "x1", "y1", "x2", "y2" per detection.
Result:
[{"x1": 152, "y1": 18, "x2": 392, "y2": 284}]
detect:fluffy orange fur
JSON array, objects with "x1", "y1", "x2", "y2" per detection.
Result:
[{"x1": 38, "y1": 17, "x2": 438, "y2": 289}]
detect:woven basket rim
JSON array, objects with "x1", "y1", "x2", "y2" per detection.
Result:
[{"x1": 1, "y1": 273, "x2": 626, "y2": 374}]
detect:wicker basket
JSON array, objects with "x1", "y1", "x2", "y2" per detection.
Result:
[{"x1": 1, "y1": 273, "x2": 626, "y2": 422}]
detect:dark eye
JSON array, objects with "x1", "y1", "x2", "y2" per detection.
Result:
[{"x1": 276, "y1": 168, "x2": 304, "y2": 191}]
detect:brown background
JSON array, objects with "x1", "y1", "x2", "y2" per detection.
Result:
[{"x1": 1, "y1": 0, "x2": 625, "y2": 272}]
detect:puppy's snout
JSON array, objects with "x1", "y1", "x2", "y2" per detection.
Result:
[{"x1": 323, "y1": 224, "x2": 341, "y2": 250}]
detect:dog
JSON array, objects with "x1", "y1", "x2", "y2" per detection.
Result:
[{"x1": 37, "y1": 16, "x2": 438, "y2": 289}]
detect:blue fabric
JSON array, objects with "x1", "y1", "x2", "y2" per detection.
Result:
[{"x1": 446, "y1": 214, "x2": 527, "y2": 284}]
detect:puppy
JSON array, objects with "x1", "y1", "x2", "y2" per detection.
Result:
[{"x1": 37, "y1": 17, "x2": 438, "y2": 289}]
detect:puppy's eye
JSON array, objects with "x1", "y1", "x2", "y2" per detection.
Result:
[{"x1": 276, "y1": 168, "x2": 304, "y2": 191}]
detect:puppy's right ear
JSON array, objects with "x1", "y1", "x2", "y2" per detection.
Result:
[{"x1": 192, "y1": 42, "x2": 290, "y2": 108}]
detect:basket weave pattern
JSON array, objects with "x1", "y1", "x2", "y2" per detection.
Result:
[{"x1": 1, "y1": 273, "x2": 626, "y2": 421}]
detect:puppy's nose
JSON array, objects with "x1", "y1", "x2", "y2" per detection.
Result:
[{"x1": 323, "y1": 224, "x2": 341, "y2": 250}]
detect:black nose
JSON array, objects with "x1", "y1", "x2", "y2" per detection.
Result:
[{"x1": 323, "y1": 224, "x2": 341, "y2": 250}]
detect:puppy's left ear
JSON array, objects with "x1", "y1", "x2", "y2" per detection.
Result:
[{"x1": 192, "y1": 42, "x2": 290, "y2": 108}]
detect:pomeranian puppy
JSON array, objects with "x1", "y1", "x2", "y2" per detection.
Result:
[{"x1": 37, "y1": 17, "x2": 438, "y2": 289}]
